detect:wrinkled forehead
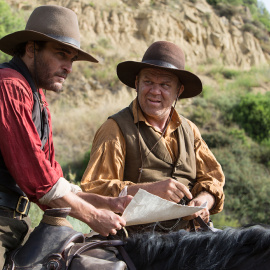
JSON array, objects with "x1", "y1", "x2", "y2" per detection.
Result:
[{"x1": 138, "y1": 67, "x2": 179, "y2": 82}]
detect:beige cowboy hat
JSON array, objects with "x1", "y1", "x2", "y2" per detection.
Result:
[
  {"x1": 117, "y1": 41, "x2": 202, "y2": 99},
  {"x1": 0, "y1": 5, "x2": 98, "y2": 63}
]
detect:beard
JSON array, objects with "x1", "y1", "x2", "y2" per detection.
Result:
[{"x1": 33, "y1": 53, "x2": 68, "y2": 93}]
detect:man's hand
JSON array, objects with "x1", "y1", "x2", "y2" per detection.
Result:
[
  {"x1": 127, "y1": 178, "x2": 192, "y2": 203},
  {"x1": 183, "y1": 191, "x2": 215, "y2": 223},
  {"x1": 48, "y1": 192, "x2": 127, "y2": 237},
  {"x1": 87, "y1": 208, "x2": 126, "y2": 236},
  {"x1": 108, "y1": 195, "x2": 133, "y2": 214}
]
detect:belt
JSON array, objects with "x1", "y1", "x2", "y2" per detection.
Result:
[
  {"x1": 0, "y1": 191, "x2": 30, "y2": 219},
  {"x1": 0, "y1": 207, "x2": 27, "y2": 220}
]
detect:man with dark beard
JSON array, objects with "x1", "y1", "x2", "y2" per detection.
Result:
[{"x1": 0, "y1": 5, "x2": 131, "y2": 267}]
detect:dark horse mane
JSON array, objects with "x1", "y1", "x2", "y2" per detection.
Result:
[{"x1": 125, "y1": 224, "x2": 270, "y2": 270}]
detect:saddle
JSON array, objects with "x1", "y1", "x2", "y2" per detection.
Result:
[{"x1": 3, "y1": 208, "x2": 135, "y2": 270}]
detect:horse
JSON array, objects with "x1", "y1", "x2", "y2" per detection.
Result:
[
  {"x1": 125, "y1": 224, "x2": 270, "y2": 270},
  {"x1": 4, "y1": 208, "x2": 270, "y2": 270}
]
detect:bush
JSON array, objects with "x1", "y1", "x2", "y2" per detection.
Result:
[
  {"x1": 203, "y1": 131, "x2": 232, "y2": 148},
  {"x1": 62, "y1": 149, "x2": 91, "y2": 183},
  {"x1": 213, "y1": 141, "x2": 270, "y2": 225},
  {"x1": 217, "y1": 3, "x2": 240, "y2": 17},
  {"x1": 207, "y1": 0, "x2": 270, "y2": 33},
  {"x1": 232, "y1": 93, "x2": 270, "y2": 143},
  {"x1": 0, "y1": 0, "x2": 25, "y2": 62},
  {"x1": 211, "y1": 211, "x2": 240, "y2": 228},
  {"x1": 189, "y1": 104, "x2": 213, "y2": 127}
]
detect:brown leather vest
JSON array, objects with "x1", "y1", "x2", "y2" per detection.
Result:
[
  {"x1": 110, "y1": 103, "x2": 197, "y2": 233},
  {"x1": 109, "y1": 103, "x2": 196, "y2": 190}
]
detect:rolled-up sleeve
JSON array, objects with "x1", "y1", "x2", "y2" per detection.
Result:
[{"x1": 187, "y1": 119, "x2": 225, "y2": 214}]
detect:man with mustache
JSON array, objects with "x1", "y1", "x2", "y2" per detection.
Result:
[
  {"x1": 0, "y1": 5, "x2": 131, "y2": 267},
  {"x1": 81, "y1": 41, "x2": 225, "y2": 234}
]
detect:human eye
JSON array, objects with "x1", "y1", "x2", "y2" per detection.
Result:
[
  {"x1": 72, "y1": 55, "x2": 78, "y2": 62},
  {"x1": 144, "y1": 80, "x2": 152, "y2": 85},
  {"x1": 161, "y1": 83, "x2": 170, "y2": 89},
  {"x1": 57, "y1": 51, "x2": 66, "y2": 58}
]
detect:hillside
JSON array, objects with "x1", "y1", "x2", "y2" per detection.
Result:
[
  {"x1": 5, "y1": 0, "x2": 269, "y2": 158},
  {"x1": 1, "y1": 0, "x2": 270, "y2": 227}
]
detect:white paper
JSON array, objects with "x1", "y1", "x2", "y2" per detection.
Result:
[{"x1": 122, "y1": 189, "x2": 207, "y2": 226}]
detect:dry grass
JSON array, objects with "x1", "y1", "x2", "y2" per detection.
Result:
[{"x1": 49, "y1": 87, "x2": 136, "y2": 166}]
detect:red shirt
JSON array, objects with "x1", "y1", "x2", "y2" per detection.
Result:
[{"x1": 0, "y1": 68, "x2": 63, "y2": 204}]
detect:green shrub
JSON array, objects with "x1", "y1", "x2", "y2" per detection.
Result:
[
  {"x1": 256, "y1": 1, "x2": 270, "y2": 32},
  {"x1": 232, "y1": 93, "x2": 270, "y2": 142},
  {"x1": 62, "y1": 149, "x2": 91, "y2": 183},
  {"x1": 207, "y1": 0, "x2": 270, "y2": 33},
  {"x1": 207, "y1": 66, "x2": 240, "y2": 80},
  {"x1": 213, "y1": 142, "x2": 270, "y2": 225},
  {"x1": 215, "y1": 2, "x2": 240, "y2": 18},
  {"x1": 211, "y1": 211, "x2": 240, "y2": 228},
  {"x1": 188, "y1": 100, "x2": 213, "y2": 127},
  {"x1": 221, "y1": 69, "x2": 240, "y2": 79},
  {"x1": 0, "y1": 0, "x2": 25, "y2": 62},
  {"x1": 203, "y1": 131, "x2": 232, "y2": 148},
  {"x1": 250, "y1": 143, "x2": 270, "y2": 168}
]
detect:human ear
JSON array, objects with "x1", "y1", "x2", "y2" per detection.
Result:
[
  {"x1": 25, "y1": 42, "x2": 35, "y2": 58},
  {"x1": 135, "y1": 76, "x2": 139, "y2": 92},
  {"x1": 177, "y1": 85, "x2": 184, "y2": 98}
]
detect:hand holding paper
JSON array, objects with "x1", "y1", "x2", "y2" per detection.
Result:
[{"x1": 122, "y1": 189, "x2": 207, "y2": 226}]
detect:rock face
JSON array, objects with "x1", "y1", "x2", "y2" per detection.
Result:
[{"x1": 6, "y1": 0, "x2": 268, "y2": 69}]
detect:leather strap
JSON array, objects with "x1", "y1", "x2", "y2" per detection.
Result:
[
  {"x1": 116, "y1": 244, "x2": 137, "y2": 270},
  {"x1": 0, "y1": 207, "x2": 26, "y2": 220},
  {"x1": 189, "y1": 216, "x2": 216, "y2": 232},
  {"x1": 0, "y1": 191, "x2": 30, "y2": 216},
  {"x1": 66, "y1": 240, "x2": 137, "y2": 270}
]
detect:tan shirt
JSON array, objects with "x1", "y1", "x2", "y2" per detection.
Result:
[{"x1": 81, "y1": 99, "x2": 225, "y2": 214}]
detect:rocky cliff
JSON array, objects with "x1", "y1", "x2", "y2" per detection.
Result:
[{"x1": 7, "y1": 0, "x2": 269, "y2": 70}]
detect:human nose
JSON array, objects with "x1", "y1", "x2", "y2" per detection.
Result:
[
  {"x1": 63, "y1": 60, "x2": 73, "y2": 74},
  {"x1": 149, "y1": 83, "x2": 161, "y2": 94}
]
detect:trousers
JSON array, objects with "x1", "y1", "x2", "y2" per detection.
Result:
[{"x1": 0, "y1": 207, "x2": 31, "y2": 269}]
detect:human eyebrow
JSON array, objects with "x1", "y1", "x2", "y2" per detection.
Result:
[
  {"x1": 161, "y1": 79, "x2": 172, "y2": 85},
  {"x1": 143, "y1": 74, "x2": 153, "y2": 80},
  {"x1": 54, "y1": 45, "x2": 72, "y2": 53},
  {"x1": 55, "y1": 46, "x2": 78, "y2": 59}
]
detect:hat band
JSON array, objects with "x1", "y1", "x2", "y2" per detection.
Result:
[
  {"x1": 142, "y1": 60, "x2": 178, "y2": 69},
  {"x1": 47, "y1": 34, "x2": 80, "y2": 48}
]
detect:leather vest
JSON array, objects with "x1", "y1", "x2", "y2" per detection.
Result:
[
  {"x1": 109, "y1": 103, "x2": 196, "y2": 189},
  {"x1": 0, "y1": 57, "x2": 49, "y2": 196}
]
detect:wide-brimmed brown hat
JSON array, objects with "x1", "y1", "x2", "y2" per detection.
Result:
[
  {"x1": 117, "y1": 41, "x2": 202, "y2": 99},
  {"x1": 0, "y1": 5, "x2": 98, "y2": 63}
]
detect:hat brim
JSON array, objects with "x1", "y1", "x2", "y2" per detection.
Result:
[
  {"x1": 117, "y1": 61, "x2": 202, "y2": 99},
  {"x1": 0, "y1": 30, "x2": 98, "y2": 63}
]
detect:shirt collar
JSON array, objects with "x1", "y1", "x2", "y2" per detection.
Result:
[{"x1": 131, "y1": 98, "x2": 182, "y2": 135}]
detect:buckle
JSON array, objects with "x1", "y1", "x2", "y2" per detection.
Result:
[{"x1": 16, "y1": 196, "x2": 30, "y2": 215}]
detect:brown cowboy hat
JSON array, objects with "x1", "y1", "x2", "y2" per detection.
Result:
[
  {"x1": 117, "y1": 41, "x2": 202, "y2": 99},
  {"x1": 0, "y1": 5, "x2": 98, "y2": 63}
]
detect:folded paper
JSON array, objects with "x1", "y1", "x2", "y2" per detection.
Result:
[{"x1": 122, "y1": 189, "x2": 207, "y2": 226}]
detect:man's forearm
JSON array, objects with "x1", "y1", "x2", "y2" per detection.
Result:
[
  {"x1": 76, "y1": 192, "x2": 112, "y2": 210},
  {"x1": 47, "y1": 191, "x2": 127, "y2": 236},
  {"x1": 127, "y1": 183, "x2": 151, "y2": 196},
  {"x1": 47, "y1": 191, "x2": 99, "y2": 223}
]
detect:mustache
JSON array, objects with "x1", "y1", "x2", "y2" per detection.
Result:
[{"x1": 55, "y1": 72, "x2": 68, "y2": 79}]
